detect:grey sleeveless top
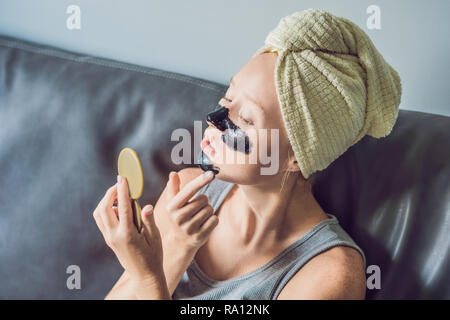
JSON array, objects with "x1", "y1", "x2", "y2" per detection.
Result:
[{"x1": 172, "y1": 178, "x2": 366, "y2": 300}]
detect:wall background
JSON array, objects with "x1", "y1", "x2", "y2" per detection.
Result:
[{"x1": 0, "y1": 0, "x2": 449, "y2": 116}]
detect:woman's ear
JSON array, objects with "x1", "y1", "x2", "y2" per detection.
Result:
[
  {"x1": 285, "y1": 147, "x2": 300, "y2": 172},
  {"x1": 286, "y1": 159, "x2": 300, "y2": 172}
]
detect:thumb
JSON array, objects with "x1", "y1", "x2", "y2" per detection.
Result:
[
  {"x1": 141, "y1": 204, "x2": 158, "y2": 237},
  {"x1": 167, "y1": 171, "x2": 180, "y2": 198}
]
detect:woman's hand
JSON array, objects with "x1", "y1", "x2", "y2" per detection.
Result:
[
  {"x1": 150, "y1": 169, "x2": 218, "y2": 295},
  {"x1": 163, "y1": 170, "x2": 218, "y2": 252},
  {"x1": 93, "y1": 175, "x2": 170, "y2": 299}
]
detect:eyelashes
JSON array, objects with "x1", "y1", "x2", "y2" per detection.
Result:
[
  {"x1": 239, "y1": 114, "x2": 251, "y2": 125},
  {"x1": 218, "y1": 97, "x2": 253, "y2": 125}
]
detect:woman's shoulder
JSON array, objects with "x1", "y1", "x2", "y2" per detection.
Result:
[{"x1": 277, "y1": 245, "x2": 366, "y2": 299}]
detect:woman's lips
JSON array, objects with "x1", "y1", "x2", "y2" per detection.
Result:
[{"x1": 201, "y1": 136, "x2": 215, "y2": 157}]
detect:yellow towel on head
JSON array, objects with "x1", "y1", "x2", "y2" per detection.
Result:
[{"x1": 252, "y1": 8, "x2": 402, "y2": 179}]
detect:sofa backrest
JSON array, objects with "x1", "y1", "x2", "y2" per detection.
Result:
[{"x1": 312, "y1": 109, "x2": 450, "y2": 299}]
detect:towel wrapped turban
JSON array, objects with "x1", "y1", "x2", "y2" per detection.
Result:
[{"x1": 252, "y1": 8, "x2": 402, "y2": 179}]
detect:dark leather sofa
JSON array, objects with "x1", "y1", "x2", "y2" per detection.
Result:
[{"x1": 0, "y1": 35, "x2": 448, "y2": 299}]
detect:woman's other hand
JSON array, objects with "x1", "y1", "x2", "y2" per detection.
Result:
[
  {"x1": 151, "y1": 169, "x2": 218, "y2": 295},
  {"x1": 163, "y1": 170, "x2": 218, "y2": 251},
  {"x1": 93, "y1": 176, "x2": 165, "y2": 286}
]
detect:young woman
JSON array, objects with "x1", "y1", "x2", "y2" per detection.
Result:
[{"x1": 94, "y1": 9, "x2": 401, "y2": 300}]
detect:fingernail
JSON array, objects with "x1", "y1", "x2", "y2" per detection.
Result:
[
  {"x1": 144, "y1": 206, "x2": 153, "y2": 216},
  {"x1": 117, "y1": 175, "x2": 122, "y2": 184},
  {"x1": 204, "y1": 170, "x2": 214, "y2": 179}
]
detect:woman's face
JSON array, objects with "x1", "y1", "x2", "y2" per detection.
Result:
[{"x1": 201, "y1": 52, "x2": 296, "y2": 185}]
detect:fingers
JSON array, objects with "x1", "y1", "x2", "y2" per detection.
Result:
[
  {"x1": 93, "y1": 208, "x2": 105, "y2": 233},
  {"x1": 184, "y1": 205, "x2": 214, "y2": 235},
  {"x1": 167, "y1": 171, "x2": 180, "y2": 199},
  {"x1": 141, "y1": 205, "x2": 157, "y2": 237},
  {"x1": 94, "y1": 184, "x2": 119, "y2": 231},
  {"x1": 141, "y1": 204, "x2": 163, "y2": 249},
  {"x1": 198, "y1": 214, "x2": 219, "y2": 237},
  {"x1": 171, "y1": 194, "x2": 209, "y2": 225},
  {"x1": 102, "y1": 185, "x2": 119, "y2": 228},
  {"x1": 102, "y1": 183, "x2": 118, "y2": 209},
  {"x1": 117, "y1": 175, "x2": 133, "y2": 229},
  {"x1": 167, "y1": 171, "x2": 214, "y2": 211}
]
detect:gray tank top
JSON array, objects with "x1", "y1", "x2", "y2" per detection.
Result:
[{"x1": 172, "y1": 178, "x2": 366, "y2": 300}]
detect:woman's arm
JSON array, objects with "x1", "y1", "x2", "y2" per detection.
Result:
[
  {"x1": 104, "y1": 240, "x2": 197, "y2": 300},
  {"x1": 105, "y1": 270, "x2": 137, "y2": 300}
]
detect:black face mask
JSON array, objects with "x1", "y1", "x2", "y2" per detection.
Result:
[{"x1": 198, "y1": 105, "x2": 252, "y2": 174}]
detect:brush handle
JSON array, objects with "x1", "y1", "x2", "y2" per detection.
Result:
[{"x1": 131, "y1": 199, "x2": 142, "y2": 232}]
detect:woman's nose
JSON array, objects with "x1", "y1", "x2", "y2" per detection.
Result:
[{"x1": 206, "y1": 106, "x2": 229, "y2": 131}]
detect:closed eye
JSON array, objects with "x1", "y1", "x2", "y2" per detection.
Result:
[
  {"x1": 238, "y1": 114, "x2": 252, "y2": 125},
  {"x1": 218, "y1": 96, "x2": 253, "y2": 125}
]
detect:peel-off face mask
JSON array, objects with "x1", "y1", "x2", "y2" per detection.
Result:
[{"x1": 198, "y1": 105, "x2": 252, "y2": 175}]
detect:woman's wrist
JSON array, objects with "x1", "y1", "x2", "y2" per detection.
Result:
[
  {"x1": 162, "y1": 236, "x2": 198, "y2": 294},
  {"x1": 131, "y1": 271, "x2": 171, "y2": 300},
  {"x1": 162, "y1": 234, "x2": 198, "y2": 256}
]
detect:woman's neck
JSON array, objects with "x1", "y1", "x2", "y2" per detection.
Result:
[{"x1": 227, "y1": 172, "x2": 328, "y2": 251}]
